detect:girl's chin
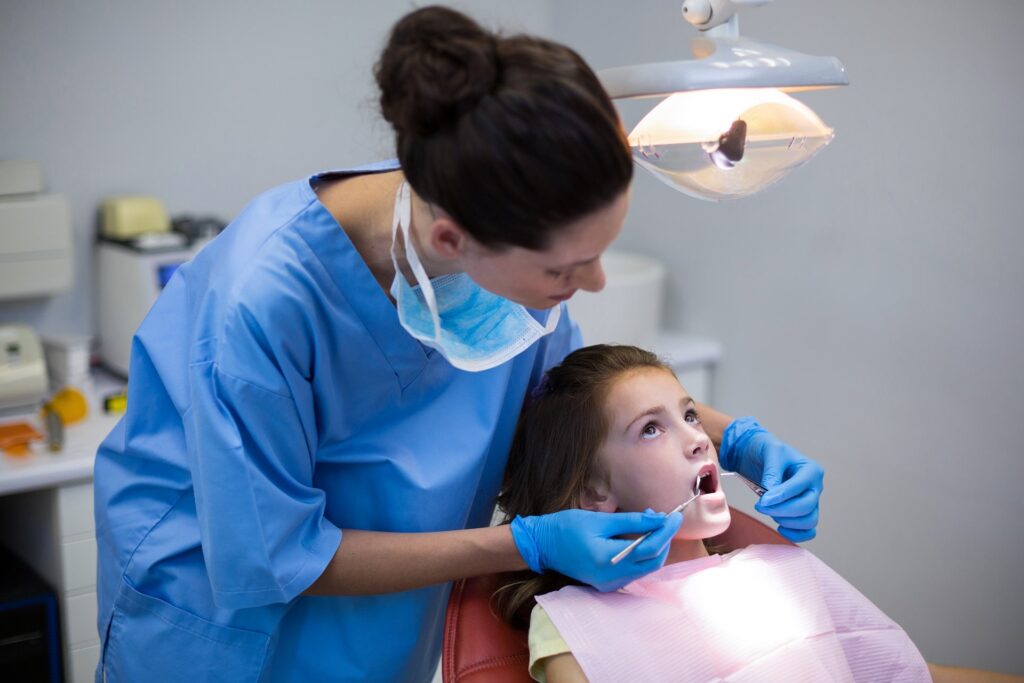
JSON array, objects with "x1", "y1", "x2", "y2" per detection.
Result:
[{"x1": 675, "y1": 509, "x2": 732, "y2": 541}]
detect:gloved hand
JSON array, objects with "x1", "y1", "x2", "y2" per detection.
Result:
[
  {"x1": 510, "y1": 508, "x2": 682, "y2": 592},
  {"x1": 720, "y1": 417, "x2": 824, "y2": 543}
]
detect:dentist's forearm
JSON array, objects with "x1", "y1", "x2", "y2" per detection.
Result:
[
  {"x1": 303, "y1": 525, "x2": 527, "y2": 596},
  {"x1": 696, "y1": 402, "x2": 733, "y2": 449}
]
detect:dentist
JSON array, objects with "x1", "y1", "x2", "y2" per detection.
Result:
[{"x1": 93, "y1": 6, "x2": 823, "y2": 682}]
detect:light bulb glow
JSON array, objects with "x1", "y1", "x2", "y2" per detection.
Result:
[
  {"x1": 629, "y1": 88, "x2": 829, "y2": 146},
  {"x1": 627, "y1": 88, "x2": 835, "y2": 200}
]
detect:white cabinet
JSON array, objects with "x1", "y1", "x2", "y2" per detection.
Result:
[
  {"x1": 0, "y1": 480, "x2": 100, "y2": 682},
  {"x1": 0, "y1": 380, "x2": 119, "y2": 682}
]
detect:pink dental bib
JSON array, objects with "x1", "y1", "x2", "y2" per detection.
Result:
[{"x1": 535, "y1": 545, "x2": 928, "y2": 682}]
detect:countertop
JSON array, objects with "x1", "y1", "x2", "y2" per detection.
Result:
[{"x1": 0, "y1": 371, "x2": 123, "y2": 496}]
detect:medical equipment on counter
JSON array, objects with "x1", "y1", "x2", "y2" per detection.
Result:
[
  {"x1": 0, "y1": 161, "x2": 72, "y2": 300},
  {"x1": 0, "y1": 325, "x2": 49, "y2": 412},
  {"x1": 612, "y1": 487, "x2": 703, "y2": 565},
  {"x1": 43, "y1": 409, "x2": 63, "y2": 452},
  {"x1": 722, "y1": 470, "x2": 767, "y2": 496},
  {"x1": 41, "y1": 387, "x2": 87, "y2": 426},
  {"x1": 40, "y1": 334, "x2": 92, "y2": 392},
  {"x1": 596, "y1": 0, "x2": 848, "y2": 200},
  {"x1": 100, "y1": 196, "x2": 171, "y2": 240},
  {"x1": 96, "y1": 208, "x2": 222, "y2": 377},
  {"x1": 37, "y1": 387, "x2": 87, "y2": 453},
  {"x1": 102, "y1": 390, "x2": 127, "y2": 414},
  {"x1": 0, "y1": 421, "x2": 43, "y2": 456}
]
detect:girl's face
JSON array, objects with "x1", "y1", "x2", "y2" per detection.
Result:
[{"x1": 592, "y1": 367, "x2": 732, "y2": 540}]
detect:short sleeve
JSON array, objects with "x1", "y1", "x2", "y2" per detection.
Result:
[
  {"x1": 184, "y1": 328, "x2": 341, "y2": 610},
  {"x1": 528, "y1": 603, "x2": 572, "y2": 683}
]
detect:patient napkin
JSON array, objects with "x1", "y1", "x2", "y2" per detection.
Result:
[{"x1": 535, "y1": 545, "x2": 929, "y2": 682}]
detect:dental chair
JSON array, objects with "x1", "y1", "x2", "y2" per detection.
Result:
[{"x1": 442, "y1": 507, "x2": 794, "y2": 683}]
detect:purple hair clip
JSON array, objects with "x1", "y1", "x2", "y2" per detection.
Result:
[{"x1": 528, "y1": 374, "x2": 552, "y2": 402}]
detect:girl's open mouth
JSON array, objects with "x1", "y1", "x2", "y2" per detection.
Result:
[{"x1": 694, "y1": 464, "x2": 719, "y2": 495}]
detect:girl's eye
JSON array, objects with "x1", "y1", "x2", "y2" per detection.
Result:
[
  {"x1": 641, "y1": 422, "x2": 662, "y2": 440},
  {"x1": 546, "y1": 269, "x2": 568, "y2": 279},
  {"x1": 685, "y1": 409, "x2": 701, "y2": 425}
]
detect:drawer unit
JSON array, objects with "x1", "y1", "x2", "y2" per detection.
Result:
[
  {"x1": 61, "y1": 537, "x2": 97, "y2": 593},
  {"x1": 69, "y1": 643, "x2": 101, "y2": 683},
  {"x1": 57, "y1": 482, "x2": 99, "y2": 682},
  {"x1": 64, "y1": 590, "x2": 99, "y2": 649},
  {"x1": 57, "y1": 481, "x2": 95, "y2": 538}
]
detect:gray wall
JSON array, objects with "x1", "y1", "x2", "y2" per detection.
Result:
[
  {"x1": 548, "y1": 0, "x2": 1024, "y2": 674},
  {"x1": 2, "y1": 0, "x2": 1022, "y2": 675},
  {"x1": 0, "y1": 0, "x2": 550, "y2": 334}
]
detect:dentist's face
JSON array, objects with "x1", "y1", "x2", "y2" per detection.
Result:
[
  {"x1": 461, "y1": 189, "x2": 629, "y2": 310},
  {"x1": 597, "y1": 368, "x2": 731, "y2": 540}
]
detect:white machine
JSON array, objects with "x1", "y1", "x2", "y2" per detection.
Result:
[
  {"x1": 96, "y1": 239, "x2": 205, "y2": 377},
  {"x1": 0, "y1": 161, "x2": 68, "y2": 410},
  {"x1": 0, "y1": 324, "x2": 48, "y2": 411},
  {"x1": 0, "y1": 160, "x2": 72, "y2": 300}
]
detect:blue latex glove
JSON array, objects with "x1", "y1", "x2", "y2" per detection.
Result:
[
  {"x1": 510, "y1": 509, "x2": 683, "y2": 592},
  {"x1": 719, "y1": 417, "x2": 824, "y2": 543}
]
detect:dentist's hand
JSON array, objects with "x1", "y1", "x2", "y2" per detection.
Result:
[
  {"x1": 720, "y1": 417, "x2": 824, "y2": 543},
  {"x1": 510, "y1": 509, "x2": 682, "y2": 592}
]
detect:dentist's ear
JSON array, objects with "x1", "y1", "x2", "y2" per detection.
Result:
[
  {"x1": 409, "y1": 190, "x2": 470, "y2": 260},
  {"x1": 427, "y1": 217, "x2": 470, "y2": 259},
  {"x1": 581, "y1": 481, "x2": 618, "y2": 513}
]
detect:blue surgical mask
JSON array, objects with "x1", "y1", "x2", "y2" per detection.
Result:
[{"x1": 389, "y1": 182, "x2": 561, "y2": 372}]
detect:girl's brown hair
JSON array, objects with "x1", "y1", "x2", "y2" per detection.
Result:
[
  {"x1": 375, "y1": 5, "x2": 633, "y2": 251},
  {"x1": 494, "y1": 345, "x2": 673, "y2": 626}
]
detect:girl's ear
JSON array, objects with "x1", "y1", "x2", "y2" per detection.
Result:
[{"x1": 581, "y1": 480, "x2": 618, "y2": 513}]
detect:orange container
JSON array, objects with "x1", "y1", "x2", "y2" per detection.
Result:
[{"x1": 0, "y1": 421, "x2": 44, "y2": 456}]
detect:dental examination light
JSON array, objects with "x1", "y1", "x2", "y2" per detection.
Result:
[{"x1": 597, "y1": 0, "x2": 848, "y2": 201}]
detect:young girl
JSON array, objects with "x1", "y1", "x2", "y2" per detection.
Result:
[{"x1": 497, "y1": 345, "x2": 1021, "y2": 683}]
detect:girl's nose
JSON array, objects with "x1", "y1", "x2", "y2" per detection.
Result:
[
  {"x1": 684, "y1": 427, "x2": 710, "y2": 460},
  {"x1": 575, "y1": 259, "x2": 605, "y2": 293}
]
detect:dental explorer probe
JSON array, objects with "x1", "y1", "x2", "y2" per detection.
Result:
[{"x1": 610, "y1": 483, "x2": 702, "y2": 565}]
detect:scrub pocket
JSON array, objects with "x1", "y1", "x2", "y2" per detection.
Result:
[{"x1": 101, "y1": 578, "x2": 269, "y2": 683}]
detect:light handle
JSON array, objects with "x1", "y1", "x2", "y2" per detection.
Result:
[{"x1": 682, "y1": 0, "x2": 774, "y2": 31}]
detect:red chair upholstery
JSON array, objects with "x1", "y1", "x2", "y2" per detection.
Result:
[{"x1": 442, "y1": 507, "x2": 793, "y2": 683}]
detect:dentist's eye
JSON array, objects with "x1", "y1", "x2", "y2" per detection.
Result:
[
  {"x1": 685, "y1": 409, "x2": 701, "y2": 425},
  {"x1": 641, "y1": 422, "x2": 662, "y2": 440}
]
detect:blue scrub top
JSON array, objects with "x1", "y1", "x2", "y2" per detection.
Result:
[{"x1": 93, "y1": 160, "x2": 580, "y2": 682}]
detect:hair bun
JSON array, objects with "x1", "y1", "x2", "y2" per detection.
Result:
[{"x1": 376, "y1": 6, "x2": 499, "y2": 137}]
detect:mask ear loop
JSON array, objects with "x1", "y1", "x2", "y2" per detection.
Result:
[
  {"x1": 391, "y1": 182, "x2": 444, "y2": 342},
  {"x1": 390, "y1": 182, "x2": 563, "y2": 341}
]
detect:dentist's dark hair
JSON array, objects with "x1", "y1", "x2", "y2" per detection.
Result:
[
  {"x1": 375, "y1": 5, "x2": 633, "y2": 251},
  {"x1": 494, "y1": 345, "x2": 673, "y2": 626}
]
